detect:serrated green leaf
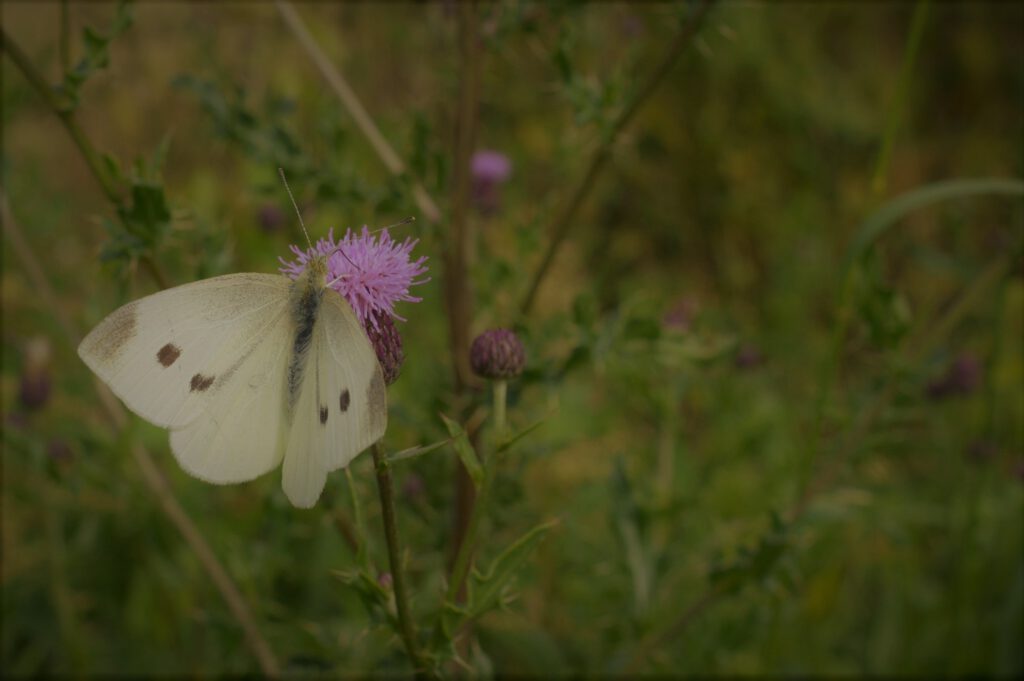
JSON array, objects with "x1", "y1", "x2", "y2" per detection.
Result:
[
  {"x1": 466, "y1": 520, "x2": 557, "y2": 620},
  {"x1": 440, "y1": 413, "x2": 483, "y2": 489}
]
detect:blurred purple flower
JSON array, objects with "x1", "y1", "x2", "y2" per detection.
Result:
[
  {"x1": 662, "y1": 296, "x2": 699, "y2": 333},
  {"x1": 47, "y1": 438, "x2": 74, "y2": 465},
  {"x1": 377, "y1": 571, "x2": 394, "y2": 590},
  {"x1": 927, "y1": 353, "x2": 982, "y2": 400},
  {"x1": 279, "y1": 227, "x2": 429, "y2": 331},
  {"x1": 965, "y1": 439, "x2": 997, "y2": 464},
  {"x1": 735, "y1": 344, "x2": 765, "y2": 370},
  {"x1": 258, "y1": 204, "x2": 287, "y2": 233},
  {"x1": 19, "y1": 337, "x2": 52, "y2": 411},
  {"x1": 402, "y1": 473, "x2": 426, "y2": 502},
  {"x1": 471, "y1": 150, "x2": 512, "y2": 215}
]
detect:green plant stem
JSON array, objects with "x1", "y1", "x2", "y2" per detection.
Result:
[
  {"x1": 870, "y1": 0, "x2": 930, "y2": 197},
  {"x1": 519, "y1": 0, "x2": 716, "y2": 314},
  {"x1": 1, "y1": 29, "x2": 119, "y2": 203},
  {"x1": 371, "y1": 442, "x2": 429, "y2": 678},
  {"x1": 1, "y1": 28, "x2": 170, "y2": 289},
  {"x1": 274, "y1": 0, "x2": 441, "y2": 224},
  {"x1": 445, "y1": 380, "x2": 507, "y2": 605},
  {"x1": 60, "y1": 0, "x2": 71, "y2": 74},
  {"x1": 1, "y1": 194, "x2": 280, "y2": 677},
  {"x1": 492, "y1": 380, "x2": 508, "y2": 439}
]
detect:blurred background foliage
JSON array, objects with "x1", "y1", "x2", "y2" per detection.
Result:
[{"x1": 2, "y1": 0, "x2": 1022, "y2": 676}]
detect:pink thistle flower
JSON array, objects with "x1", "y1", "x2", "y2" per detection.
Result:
[{"x1": 278, "y1": 227, "x2": 429, "y2": 330}]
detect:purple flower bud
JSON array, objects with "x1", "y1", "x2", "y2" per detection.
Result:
[
  {"x1": 258, "y1": 204, "x2": 287, "y2": 233},
  {"x1": 47, "y1": 438, "x2": 74, "y2": 465},
  {"x1": 401, "y1": 473, "x2": 425, "y2": 502},
  {"x1": 735, "y1": 344, "x2": 764, "y2": 370},
  {"x1": 377, "y1": 572, "x2": 393, "y2": 590},
  {"x1": 966, "y1": 439, "x2": 997, "y2": 464},
  {"x1": 472, "y1": 150, "x2": 512, "y2": 185},
  {"x1": 662, "y1": 296, "x2": 699, "y2": 333},
  {"x1": 927, "y1": 352, "x2": 982, "y2": 400},
  {"x1": 470, "y1": 328, "x2": 525, "y2": 380},
  {"x1": 471, "y1": 150, "x2": 512, "y2": 215},
  {"x1": 19, "y1": 337, "x2": 52, "y2": 411},
  {"x1": 364, "y1": 309, "x2": 404, "y2": 386}
]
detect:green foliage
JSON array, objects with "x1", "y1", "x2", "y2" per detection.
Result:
[
  {"x1": 2, "y1": 2, "x2": 1023, "y2": 678},
  {"x1": 56, "y1": 1, "x2": 134, "y2": 110},
  {"x1": 440, "y1": 413, "x2": 484, "y2": 489}
]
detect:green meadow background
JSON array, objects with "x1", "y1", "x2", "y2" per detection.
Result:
[{"x1": 2, "y1": 1, "x2": 1022, "y2": 676}]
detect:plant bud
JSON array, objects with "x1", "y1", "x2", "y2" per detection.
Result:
[
  {"x1": 470, "y1": 328, "x2": 525, "y2": 380},
  {"x1": 365, "y1": 310, "x2": 404, "y2": 386}
]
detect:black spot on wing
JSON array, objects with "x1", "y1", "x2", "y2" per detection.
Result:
[
  {"x1": 157, "y1": 343, "x2": 181, "y2": 367},
  {"x1": 339, "y1": 388, "x2": 350, "y2": 413},
  {"x1": 319, "y1": 405, "x2": 328, "y2": 425},
  {"x1": 190, "y1": 373, "x2": 215, "y2": 392}
]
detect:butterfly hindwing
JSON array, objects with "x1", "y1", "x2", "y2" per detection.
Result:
[
  {"x1": 281, "y1": 289, "x2": 387, "y2": 507},
  {"x1": 167, "y1": 301, "x2": 293, "y2": 484}
]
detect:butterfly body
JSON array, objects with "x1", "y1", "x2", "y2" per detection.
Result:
[{"x1": 78, "y1": 254, "x2": 387, "y2": 508}]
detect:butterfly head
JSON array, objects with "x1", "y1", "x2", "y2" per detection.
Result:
[{"x1": 304, "y1": 254, "x2": 329, "y2": 289}]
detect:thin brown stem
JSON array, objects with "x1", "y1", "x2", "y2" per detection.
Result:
[
  {"x1": 519, "y1": 0, "x2": 716, "y2": 314},
  {"x1": 0, "y1": 194, "x2": 280, "y2": 677},
  {"x1": 1, "y1": 28, "x2": 171, "y2": 289},
  {"x1": 1, "y1": 28, "x2": 119, "y2": 204},
  {"x1": 274, "y1": 0, "x2": 441, "y2": 225},
  {"x1": 371, "y1": 442, "x2": 430, "y2": 679},
  {"x1": 446, "y1": 0, "x2": 483, "y2": 594}
]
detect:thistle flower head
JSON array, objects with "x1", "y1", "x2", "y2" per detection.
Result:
[
  {"x1": 472, "y1": 150, "x2": 512, "y2": 185},
  {"x1": 279, "y1": 226, "x2": 429, "y2": 330},
  {"x1": 470, "y1": 328, "x2": 526, "y2": 380}
]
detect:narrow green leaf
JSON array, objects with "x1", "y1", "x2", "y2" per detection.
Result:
[
  {"x1": 467, "y1": 520, "x2": 558, "y2": 620},
  {"x1": 440, "y1": 413, "x2": 483, "y2": 488},
  {"x1": 844, "y1": 178, "x2": 1024, "y2": 272},
  {"x1": 387, "y1": 437, "x2": 454, "y2": 464},
  {"x1": 496, "y1": 415, "x2": 548, "y2": 454}
]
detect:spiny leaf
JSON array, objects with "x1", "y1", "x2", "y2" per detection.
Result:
[
  {"x1": 387, "y1": 437, "x2": 455, "y2": 464},
  {"x1": 440, "y1": 413, "x2": 483, "y2": 488},
  {"x1": 466, "y1": 520, "x2": 558, "y2": 620}
]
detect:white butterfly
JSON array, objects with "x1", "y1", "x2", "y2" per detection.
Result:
[{"x1": 78, "y1": 252, "x2": 387, "y2": 508}]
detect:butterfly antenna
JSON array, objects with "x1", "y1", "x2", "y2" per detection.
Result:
[
  {"x1": 278, "y1": 167, "x2": 313, "y2": 251},
  {"x1": 370, "y1": 216, "x2": 416, "y2": 234}
]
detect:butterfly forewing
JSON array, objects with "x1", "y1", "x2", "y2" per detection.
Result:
[{"x1": 78, "y1": 273, "x2": 293, "y2": 429}]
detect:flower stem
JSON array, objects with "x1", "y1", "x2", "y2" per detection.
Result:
[
  {"x1": 1, "y1": 28, "x2": 119, "y2": 204},
  {"x1": 493, "y1": 380, "x2": 508, "y2": 440},
  {"x1": 371, "y1": 441, "x2": 429, "y2": 678},
  {"x1": 519, "y1": 0, "x2": 716, "y2": 314},
  {"x1": 445, "y1": 379, "x2": 507, "y2": 605},
  {"x1": 446, "y1": 0, "x2": 483, "y2": 603}
]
